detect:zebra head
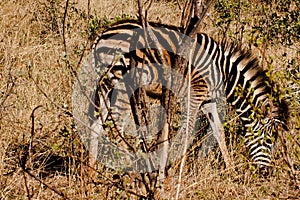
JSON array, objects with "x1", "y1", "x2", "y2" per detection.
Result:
[{"x1": 244, "y1": 98, "x2": 289, "y2": 168}]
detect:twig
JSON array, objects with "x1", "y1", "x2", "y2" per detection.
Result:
[
  {"x1": 87, "y1": 0, "x2": 90, "y2": 19},
  {"x1": 184, "y1": 0, "x2": 214, "y2": 37},
  {"x1": 21, "y1": 166, "x2": 69, "y2": 199},
  {"x1": 180, "y1": 0, "x2": 192, "y2": 28},
  {"x1": 175, "y1": 45, "x2": 194, "y2": 200},
  {"x1": 0, "y1": 70, "x2": 15, "y2": 120},
  {"x1": 61, "y1": 0, "x2": 95, "y2": 113},
  {"x1": 61, "y1": 0, "x2": 88, "y2": 77},
  {"x1": 62, "y1": 0, "x2": 69, "y2": 56},
  {"x1": 177, "y1": 0, "x2": 183, "y2": 11},
  {"x1": 21, "y1": 169, "x2": 32, "y2": 200},
  {"x1": 173, "y1": 1, "x2": 214, "y2": 197},
  {"x1": 145, "y1": 0, "x2": 153, "y2": 13},
  {"x1": 29, "y1": 105, "x2": 42, "y2": 166}
]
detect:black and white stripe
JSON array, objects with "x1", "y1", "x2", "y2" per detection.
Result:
[{"x1": 88, "y1": 19, "x2": 288, "y2": 168}]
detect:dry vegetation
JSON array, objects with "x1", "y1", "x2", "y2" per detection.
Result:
[{"x1": 0, "y1": 0, "x2": 299, "y2": 199}]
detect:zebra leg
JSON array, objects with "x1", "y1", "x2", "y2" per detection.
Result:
[
  {"x1": 89, "y1": 88, "x2": 110, "y2": 168},
  {"x1": 202, "y1": 101, "x2": 233, "y2": 169},
  {"x1": 90, "y1": 118, "x2": 102, "y2": 168},
  {"x1": 158, "y1": 121, "x2": 169, "y2": 195}
]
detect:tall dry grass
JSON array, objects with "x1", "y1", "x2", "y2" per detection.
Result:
[{"x1": 0, "y1": 0, "x2": 299, "y2": 199}]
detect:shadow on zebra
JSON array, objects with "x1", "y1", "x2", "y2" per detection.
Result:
[{"x1": 73, "y1": 19, "x2": 289, "y2": 199}]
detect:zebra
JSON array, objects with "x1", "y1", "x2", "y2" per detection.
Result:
[
  {"x1": 85, "y1": 20, "x2": 210, "y2": 175},
  {"x1": 76, "y1": 19, "x2": 288, "y2": 175}
]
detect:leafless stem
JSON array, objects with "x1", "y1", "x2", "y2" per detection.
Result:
[
  {"x1": 177, "y1": 0, "x2": 183, "y2": 11},
  {"x1": 21, "y1": 167, "x2": 69, "y2": 199},
  {"x1": 180, "y1": 0, "x2": 192, "y2": 28},
  {"x1": 175, "y1": 47, "x2": 194, "y2": 200},
  {"x1": 87, "y1": 0, "x2": 91, "y2": 19},
  {"x1": 0, "y1": 70, "x2": 15, "y2": 120},
  {"x1": 61, "y1": 0, "x2": 87, "y2": 76},
  {"x1": 22, "y1": 169, "x2": 32, "y2": 200},
  {"x1": 62, "y1": 0, "x2": 69, "y2": 56},
  {"x1": 184, "y1": 0, "x2": 214, "y2": 37},
  {"x1": 29, "y1": 105, "x2": 42, "y2": 166},
  {"x1": 145, "y1": 0, "x2": 153, "y2": 12}
]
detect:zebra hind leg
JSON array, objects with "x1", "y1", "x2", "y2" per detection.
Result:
[{"x1": 202, "y1": 101, "x2": 234, "y2": 169}]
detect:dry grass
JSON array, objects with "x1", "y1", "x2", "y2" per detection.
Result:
[{"x1": 0, "y1": 0, "x2": 299, "y2": 199}]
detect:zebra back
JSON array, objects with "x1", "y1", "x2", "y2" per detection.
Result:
[{"x1": 83, "y1": 19, "x2": 288, "y2": 170}]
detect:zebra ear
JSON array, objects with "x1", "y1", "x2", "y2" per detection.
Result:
[{"x1": 261, "y1": 100, "x2": 273, "y2": 118}]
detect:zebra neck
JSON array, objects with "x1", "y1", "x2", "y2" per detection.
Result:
[{"x1": 221, "y1": 45, "x2": 271, "y2": 114}]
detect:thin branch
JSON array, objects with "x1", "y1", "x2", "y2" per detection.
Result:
[
  {"x1": 175, "y1": 46, "x2": 194, "y2": 200},
  {"x1": 145, "y1": 0, "x2": 153, "y2": 12},
  {"x1": 180, "y1": 0, "x2": 192, "y2": 28},
  {"x1": 21, "y1": 167, "x2": 69, "y2": 199},
  {"x1": 21, "y1": 169, "x2": 32, "y2": 200},
  {"x1": 87, "y1": 0, "x2": 90, "y2": 19},
  {"x1": 138, "y1": 0, "x2": 166, "y2": 63},
  {"x1": 137, "y1": 0, "x2": 144, "y2": 23},
  {"x1": 62, "y1": 0, "x2": 69, "y2": 56},
  {"x1": 173, "y1": 2, "x2": 214, "y2": 197},
  {"x1": 29, "y1": 105, "x2": 42, "y2": 166},
  {"x1": 61, "y1": 0, "x2": 88, "y2": 76},
  {"x1": 184, "y1": 0, "x2": 214, "y2": 37},
  {"x1": 0, "y1": 70, "x2": 15, "y2": 120},
  {"x1": 177, "y1": 0, "x2": 183, "y2": 11},
  {"x1": 97, "y1": 59, "x2": 137, "y2": 153}
]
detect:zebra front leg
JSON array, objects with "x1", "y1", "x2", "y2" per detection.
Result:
[{"x1": 202, "y1": 101, "x2": 234, "y2": 169}]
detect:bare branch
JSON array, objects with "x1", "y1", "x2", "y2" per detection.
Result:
[
  {"x1": 62, "y1": 0, "x2": 69, "y2": 56},
  {"x1": 184, "y1": 0, "x2": 214, "y2": 37},
  {"x1": 21, "y1": 167, "x2": 70, "y2": 199},
  {"x1": 0, "y1": 70, "x2": 15, "y2": 120},
  {"x1": 177, "y1": 0, "x2": 183, "y2": 11},
  {"x1": 175, "y1": 46, "x2": 194, "y2": 200},
  {"x1": 180, "y1": 0, "x2": 193, "y2": 28},
  {"x1": 145, "y1": 0, "x2": 153, "y2": 12},
  {"x1": 21, "y1": 169, "x2": 32, "y2": 200}
]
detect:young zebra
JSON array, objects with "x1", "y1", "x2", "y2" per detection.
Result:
[{"x1": 79, "y1": 19, "x2": 288, "y2": 174}]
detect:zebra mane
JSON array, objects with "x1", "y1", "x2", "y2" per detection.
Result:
[
  {"x1": 105, "y1": 19, "x2": 182, "y2": 32},
  {"x1": 221, "y1": 39, "x2": 265, "y2": 75},
  {"x1": 219, "y1": 39, "x2": 289, "y2": 129}
]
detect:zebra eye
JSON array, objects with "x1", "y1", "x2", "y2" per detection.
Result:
[{"x1": 266, "y1": 138, "x2": 272, "y2": 145}]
